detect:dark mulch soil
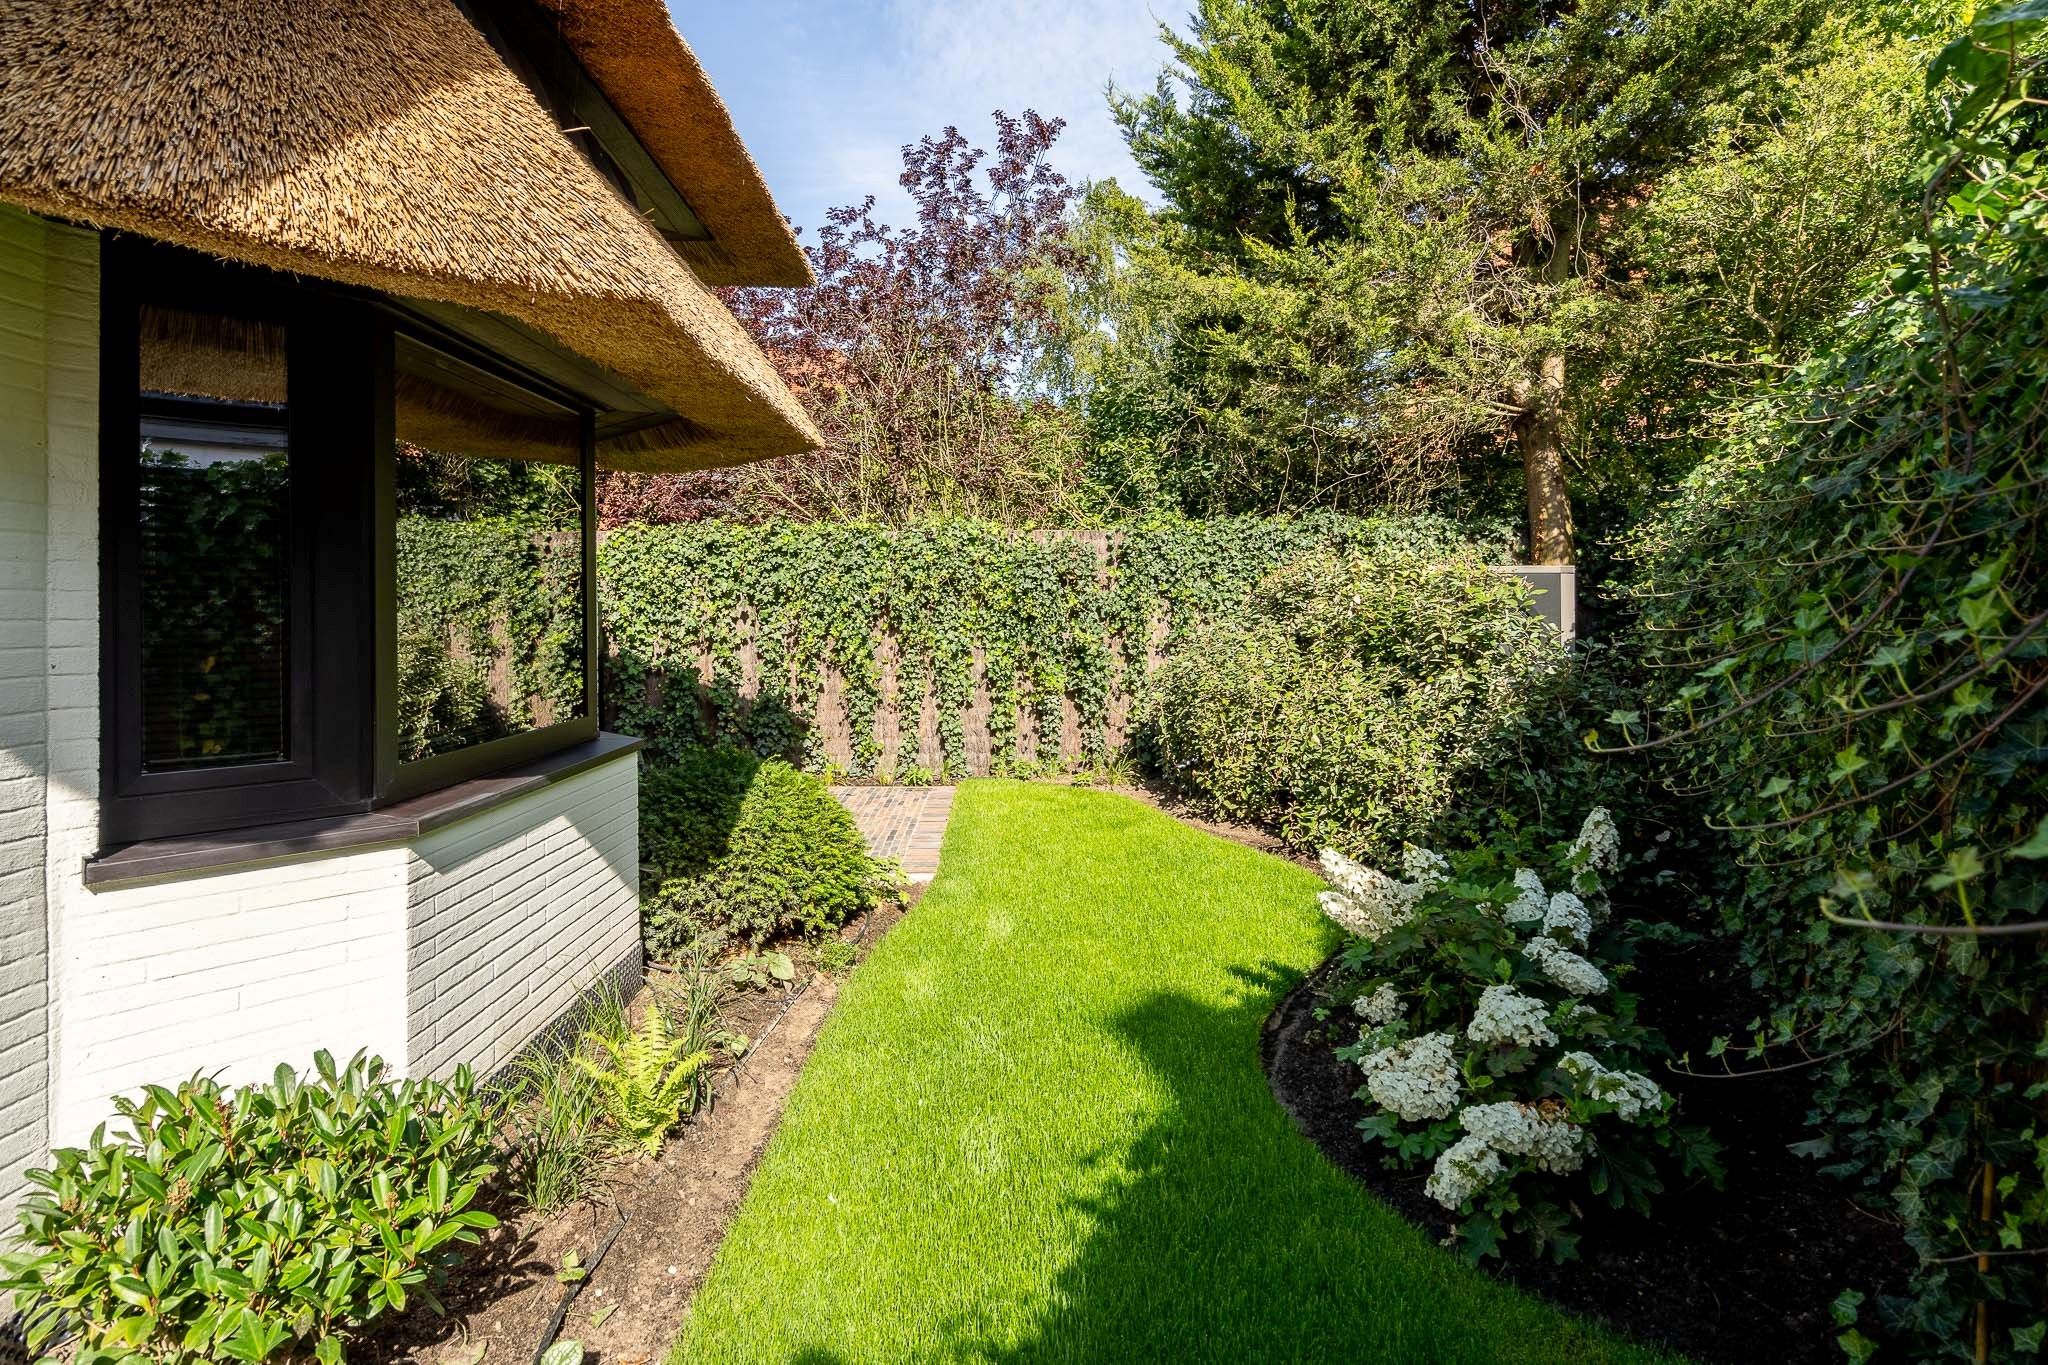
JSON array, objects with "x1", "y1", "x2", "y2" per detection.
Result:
[
  {"x1": 356, "y1": 895, "x2": 910, "y2": 1365},
  {"x1": 1265, "y1": 935, "x2": 1918, "y2": 1365}
]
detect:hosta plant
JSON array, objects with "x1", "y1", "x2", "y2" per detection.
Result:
[
  {"x1": 0, "y1": 1050, "x2": 500, "y2": 1364},
  {"x1": 1323, "y1": 809, "x2": 1719, "y2": 1263}
]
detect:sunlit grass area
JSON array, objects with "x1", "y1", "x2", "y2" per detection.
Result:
[{"x1": 673, "y1": 780, "x2": 1660, "y2": 1363}]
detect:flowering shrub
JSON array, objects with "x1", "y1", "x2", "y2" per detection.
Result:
[{"x1": 1324, "y1": 810, "x2": 1718, "y2": 1262}]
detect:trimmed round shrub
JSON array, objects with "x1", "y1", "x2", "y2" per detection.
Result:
[
  {"x1": 641, "y1": 749, "x2": 889, "y2": 955},
  {"x1": 1147, "y1": 546, "x2": 1560, "y2": 858}
]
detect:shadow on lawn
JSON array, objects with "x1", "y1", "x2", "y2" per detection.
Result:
[{"x1": 982, "y1": 960, "x2": 1401, "y2": 1364}]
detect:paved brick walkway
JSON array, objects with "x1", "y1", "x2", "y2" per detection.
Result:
[{"x1": 829, "y1": 785, "x2": 955, "y2": 883}]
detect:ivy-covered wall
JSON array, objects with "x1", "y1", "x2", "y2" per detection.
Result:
[{"x1": 597, "y1": 514, "x2": 1512, "y2": 778}]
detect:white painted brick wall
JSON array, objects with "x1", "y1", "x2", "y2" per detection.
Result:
[
  {"x1": 407, "y1": 756, "x2": 640, "y2": 1079},
  {"x1": 50, "y1": 848, "x2": 413, "y2": 1144},
  {"x1": 52, "y1": 751, "x2": 642, "y2": 1145},
  {"x1": 0, "y1": 206, "x2": 54, "y2": 1211},
  {"x1": 0, "y1": 209, "x2": 95, "y2": 1213}
]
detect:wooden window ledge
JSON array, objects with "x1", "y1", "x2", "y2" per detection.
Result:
[{"x1": 83, "y1": 733, "x2": 643, "y2": 890}]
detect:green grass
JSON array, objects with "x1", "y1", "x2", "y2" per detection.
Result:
[{"x1": 674, "y1": 781, "x2": 1661, "y2": 1364}]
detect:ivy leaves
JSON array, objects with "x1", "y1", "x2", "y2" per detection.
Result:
[{"x1": 597, "y1": 513, "x2": 1499, "y2": 779}]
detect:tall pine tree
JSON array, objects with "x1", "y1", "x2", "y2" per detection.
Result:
[{"x1": 1106, "y1": 0, "x2": 1905, "y2": 559}]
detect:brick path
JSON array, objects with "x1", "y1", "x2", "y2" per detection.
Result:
[{"x1": 828, "y1": 785, "x2": 955, "y2": 884}]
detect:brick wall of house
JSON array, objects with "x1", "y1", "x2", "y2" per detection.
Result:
[
  {"x1": 0, "y1": 206, "x2": 54, "y2": 1210},
  {"x1": 0, "y1": 208, "x2": 96, "y2": 1211},
  {"x1": 51, "y1": 850, "x2": 415, "y2": 1145},
  {"x1": 406, "y1": 756, "x2": 641, "y2": 1079},
  {"x1": 51, "y1": 751, "x2": 643, "y2": 1144}
]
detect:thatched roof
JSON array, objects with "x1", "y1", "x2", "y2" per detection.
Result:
[
  {"x1": 0, "y1": 0, "x2": 819, "y2": 472},
  {"x1": 537, "y1": 0, "x2": 811, "y2": 288}
]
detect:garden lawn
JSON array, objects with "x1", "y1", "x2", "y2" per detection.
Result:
[{"x1": 674, "y1": 781, "x2": 1664, "y2": 1364}]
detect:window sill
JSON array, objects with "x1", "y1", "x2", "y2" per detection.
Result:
[{"x1": 84, "y1": 732, "x2": 643, "y2": 890}]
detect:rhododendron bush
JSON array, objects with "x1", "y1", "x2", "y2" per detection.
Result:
[{"x1": 1324, "y1": 810, "x2": 1719, "y2": 1262}]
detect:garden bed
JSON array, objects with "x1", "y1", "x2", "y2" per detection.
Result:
[
  {"x1": 357, "y1": 896, "x2": 907, "y2": 1365},
  {"x1": 1264, "y1": 946, "x2": 1916, "y2": 1365}
]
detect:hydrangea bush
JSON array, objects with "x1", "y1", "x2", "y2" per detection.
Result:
[{"x1": 1324, "y1": 809, "x2": 1719, "y2": 1262}]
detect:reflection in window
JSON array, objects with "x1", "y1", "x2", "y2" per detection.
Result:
[
  {"x1": 394, "y1": 337, "x2": 586, "y2": 762},
  {"x1": 137, "y1": 307, "x2": 291, "y2": 772}
]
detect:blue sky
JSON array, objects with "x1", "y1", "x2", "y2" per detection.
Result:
[{"x1": 673, "y1": 1, "x2": 1182, "y2": 239}]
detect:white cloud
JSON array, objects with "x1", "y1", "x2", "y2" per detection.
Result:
[
  {"x1": 886, "y1": 0, "x2": 1170, "y2": 196},
  {"x1": 794, "y1": 0, "x2": 1174, "y2": 227}
]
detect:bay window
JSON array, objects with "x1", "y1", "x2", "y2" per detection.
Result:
[{"x1": 99, "y1": 241, "x2": 599, "y2": 851}]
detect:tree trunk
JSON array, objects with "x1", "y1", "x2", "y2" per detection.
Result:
[{"x1": 1518, "y1": 351, "x2": 1573, "y2": 565}]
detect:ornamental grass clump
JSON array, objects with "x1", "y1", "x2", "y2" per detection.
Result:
[
  {"x1": 1324, "y1": 809, "x2": 1719, "y2": 1262},
  {"x1": 0, "y1": 1050, "x2": 499, "y2": 1365}
]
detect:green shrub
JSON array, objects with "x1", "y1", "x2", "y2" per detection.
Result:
[
  {"x1": 1147, "y1": 546, "x2": 1561, "y2": 858},
  {"x1": 0, "y1": 1051, "x2": 499, "y2": 1365},
  {"x1": 638, "y1": 744, "x2": 758, "y2": 879},
  {"x1": 641, "y1": 750, "x2": 891, "y2": 954},
  {"x1": 1322, "y1": 812, "x2": 1718, "y2": 1263}
]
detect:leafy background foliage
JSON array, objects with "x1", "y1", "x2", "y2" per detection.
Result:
[
  {"x1": 599, "y1": 513, "x2": 1510, "y2": 780},
  {"x1": 1612, "y1": 13, "x2": 2048, "y2": 1354},
  {"x1": 1149, "y1": 544, "x2": 1560, "y2": 859}
]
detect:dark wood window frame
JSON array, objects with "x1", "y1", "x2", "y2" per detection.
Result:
[
  {"x1": 373, "y1": 324, "x2": 600, "y2": 805},
  {"x1": 99, "y1": 240, "x2": 601, "y2": 849}
]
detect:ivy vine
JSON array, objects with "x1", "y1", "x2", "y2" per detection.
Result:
[{"x1": 597, "y1": 513, "x2": 1510, "y2": 778}]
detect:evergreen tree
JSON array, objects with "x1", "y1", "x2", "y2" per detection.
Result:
[{"x1": 1102, "y1": 0, "x2": 1917, "y2": 558}]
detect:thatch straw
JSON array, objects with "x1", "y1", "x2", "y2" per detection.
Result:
[
  {"x1": 536, "y1": 0, "x2": 812, "y2": 288},
  {"x1": 0, "y1": 0, "x2": 819, "y2": 472}
]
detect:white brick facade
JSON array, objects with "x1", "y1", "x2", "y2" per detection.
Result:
[
  {"x1": 0, "y1": 207, "x2": 95, "y2": 1209},
  {"x1": 407, "y1": 757, "x2": 641, "y2": 1079},
  {"x1": 52, "y1": 758, "x2": 639, "y2": 1144},
  {"x1": 0, "y1": 208, "x2": 642, "y2": 1193}
]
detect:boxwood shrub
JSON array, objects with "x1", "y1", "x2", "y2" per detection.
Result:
[
  {"x1": 0, "y1": 1051, "x2": 498, "y2": 1365},
  {"x1": 641, "y1": 748, "x2": 891, "y2": 955}
]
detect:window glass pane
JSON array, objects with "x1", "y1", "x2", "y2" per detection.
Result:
[
  {"x1": 394, "y1": 337, "x2": 586, "y2": 762},
  {"x1": 137, "y1": 307, "x2": 290, "y2": 772}
]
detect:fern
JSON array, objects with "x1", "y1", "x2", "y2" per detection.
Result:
[{"x1": 575, "y1": 1002, "x2": 711, "y2": 1155}]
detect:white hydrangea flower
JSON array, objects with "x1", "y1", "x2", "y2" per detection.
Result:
[
  {"x1": 1400, "y1": 846, "x2": 1451, "y2": 890},
  {"x1": 1317, "y1": 850, "x2": 1428, "y2": 942},
  {"x1": 1558, "y1": 1052, "x2": 1666, "y2": 1122},
  {"x1": 1502, "y1": 867, "x2": 1548, "y2": 925},
  {"x1": 1542, "y1": 891, "x2": 1594, "y2": 948},
  {"x1": 1352, "y1": 983, "x2": 1405, "y2": 1027},
  {"x1": 1360, "y1": 1031, "x2": 1462, "y2": 1122},
  {"x1": 1459, "y1": 1101, "x2": 1591, "y2": 1174},
  {"x1": 1525, "y1": 935, "x2": 1610, "y2": 997},
  {"x1": 1466, "y1": 984, "x2": 1558, "y2": 1050},
  {"x1": 1425, "y1": 1133, "x2": 1505, "y2": 1209},
  {"x1": 1570, "y1": 807, "x2": 1621, "y2": 874}
]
